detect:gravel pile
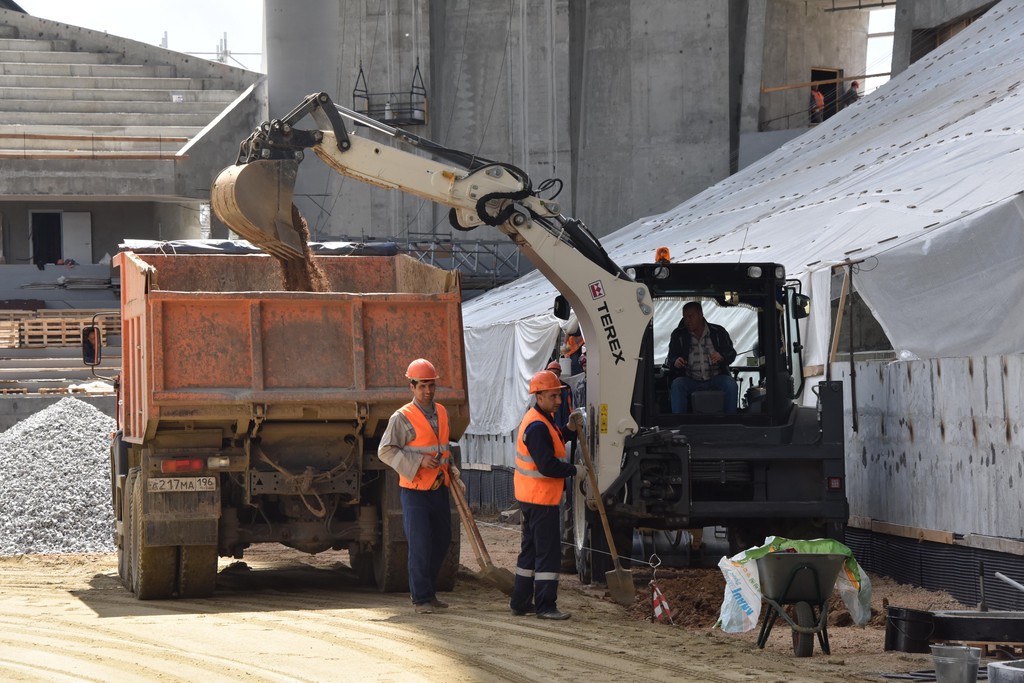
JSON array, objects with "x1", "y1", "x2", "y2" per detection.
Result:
[{"x1": 0, "y1": 398, "x2": 117, "y2": 554}]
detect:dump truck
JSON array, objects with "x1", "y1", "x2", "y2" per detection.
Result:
[
  {"x1": 210, "y1": 92, "x2": 848, "y2": 585},
  {"x1": 103, "y1": 243, "x2": 467, "y2": 598}
]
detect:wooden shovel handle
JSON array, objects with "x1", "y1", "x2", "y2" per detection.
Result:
[
  {"x1": 576, "y1": 424, "x2": 625, "y2": 572},
  {"x1": 450, "y1": 479, "x2": 488, "y2": 569}
]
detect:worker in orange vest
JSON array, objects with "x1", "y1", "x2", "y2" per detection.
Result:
[
  {"x1": 378, "y1": 358, "x2": 462, "y2": 614},
  {"x1": 809, "y1": 84, "x2": 825, "y2": 124},
  {"x1": 510, "y1": 370, "x2": 586, "y2": 620},
  {"x1": 561, "y1": 331, "x2": 584, "y2": 374}
]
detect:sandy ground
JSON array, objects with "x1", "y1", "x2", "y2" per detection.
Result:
[{"x1": 0, "y1": 519, "x2": 984, "y2": 683}]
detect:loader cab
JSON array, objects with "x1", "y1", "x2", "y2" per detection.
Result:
[{"x1": 626, "y1": 261, "x2": 808, "y2": 429}]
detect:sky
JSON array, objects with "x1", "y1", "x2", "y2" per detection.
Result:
[{"x1": 16, "y1": 0, "x2": 264, "y2": 72}]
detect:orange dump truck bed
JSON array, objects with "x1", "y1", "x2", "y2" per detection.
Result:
[{"x1": 114, "y1": 250, "x2": 469, "y2": 443}]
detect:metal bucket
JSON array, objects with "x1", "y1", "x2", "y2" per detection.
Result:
[{"x1": 931, "y1": 645, "x2": 980, "y2": 683}]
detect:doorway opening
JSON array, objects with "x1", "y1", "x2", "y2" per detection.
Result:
[
  {"x1": 30, "y1": 212, "x2": 62, "y2": 268},
  {"x1": 811, "y1": 68, "x2": 843, "y2": 121},
  {"x1": 29, "y1": 210, "x2": 92, "y2": 266}
]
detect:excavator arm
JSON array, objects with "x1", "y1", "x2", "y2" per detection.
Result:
[{"x1": 211, "y1": 92, "x2": 653, "y2": 487}]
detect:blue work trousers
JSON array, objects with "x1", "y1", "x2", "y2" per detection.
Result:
[
  {"x1": 400, "y1": 486, "x2": 452, "y2": 605},
  {"x1": 670, "y1": 374, "x2": 738, "y2": 414},
  {"x1": 510, "y1": 502, "x2": 562, "y2": 615}
]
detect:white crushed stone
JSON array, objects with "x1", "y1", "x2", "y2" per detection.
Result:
[{"x1": 0, "y1": 397, "x2": 117, "y2": 554}]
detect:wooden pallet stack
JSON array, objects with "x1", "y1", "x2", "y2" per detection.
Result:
[{"x1": 0, "y1": 310, "x2": 120, "y2": 349}]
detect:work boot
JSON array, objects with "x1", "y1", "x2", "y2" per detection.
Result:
[
  {"x1": 509, "y1": 600, "x2": 535, "y2": 616},
  {"x1": 536, "y1": 610, "x2": 571, "y2": 620},
  {"x1": 414, "y1": 603, "x2": 434, "y2": 614},
  {"x1": 430, "y1": 597, "x2": 449, "y2": 609}
]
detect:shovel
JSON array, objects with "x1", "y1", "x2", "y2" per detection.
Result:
[
  {"x1": 450, "y1": 475, "x2": 515, "y2": 596},
  {"x1": 575, "y1": 421, "x2": 636, "y2": 607}
]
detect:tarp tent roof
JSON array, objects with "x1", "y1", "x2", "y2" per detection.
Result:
[{"x1": 463, "y1": 0, "x2": 1024, "y2": 436}]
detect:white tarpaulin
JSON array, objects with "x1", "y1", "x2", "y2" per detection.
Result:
[{"x1": 463, "y1": 0, "x2": 1024, "y2": 437}]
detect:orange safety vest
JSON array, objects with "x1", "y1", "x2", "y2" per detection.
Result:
[
  {"x1": 563, "y1": 334, "x2": 583, "y2": 358},
  {"x1": 811, "y1": 89, "x2": 824, "y2": 113},
  {"x1": 397, "y1": 402, "x2": 451, "y2": 490},
  {"x1": 514, "y1": 407, "x2": 568, "y2": 506}
]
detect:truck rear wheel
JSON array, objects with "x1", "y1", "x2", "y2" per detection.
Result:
[
  {"x1": 130, "y1": 473, "x2": 177, "y2": 600},
  {"x1": 350, "y1": 550, "x2": 376, "y2": 586},
  {"x1": 178, "y1": 545, "x2": 218, "y2": 599},
  {"x1": 435, "y1": 501, "x2": 460, "y2": 592},
  {"x1": 119, "y1": 469, "x2": 138, "y2": 588},
  {"x1": 373, "y1": 471, "x2": 408, "y2": 592}
]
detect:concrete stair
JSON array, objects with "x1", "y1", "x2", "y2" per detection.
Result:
[
  {"x1": 0, "y1": 23, "x2": 250, "y2": 159},
  {"x1": 0, "y1": 346, "x2": 120, "y2": 392}
]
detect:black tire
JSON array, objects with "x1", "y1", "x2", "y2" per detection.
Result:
[
  {"x1": 373, "y1": 470, "x2": 409, "y2": 592},
  {"x1": 589, "y1": 514, "x2": 632, "y2": 586},
  {"x1": 575, "y1": 515, "x2": 632, "y2": 585},
  {"x1": 130, "y1": 473, "x2": 177, "y2": 600},
  {"x1": 575, "y1": 521, "x2": 593, "y2": 585},
  {"x1": 435, "y1": 496, "x2": 460, "y2": 592},
  {"x1": 793, "y1": 601, "x2": 815, "y2": 657},
  {"x1": 178, "y1": 545, "x2": 218, "y2": 599},
  {"x1": 119, "y1": 468, "x2": 137, "y2": 589},
  {"x1": 351, "y1": 550, "x2": 376, "y2": 586},
  {"x1": 559, "y1": 474, "x2": 577, "y2": 573}
]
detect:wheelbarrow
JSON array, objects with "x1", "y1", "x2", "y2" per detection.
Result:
[{"x1": 754, "y1": 552, "x2": 847, "y2": 657}]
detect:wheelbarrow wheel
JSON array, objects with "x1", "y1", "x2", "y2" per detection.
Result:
[{"x1": 792, "y1": 601, "x2": 815, "y2": 657}]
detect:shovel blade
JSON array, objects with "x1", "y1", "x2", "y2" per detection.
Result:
[
  {"x1": 484, "y1": 566, "x2": 516, "y2": 596},
  {"x1": 211, "y1": 160, "x2": 305, "y2": 260},
  {"x1": 605, "y1": 568, "x2": 636, "y2": 607}
]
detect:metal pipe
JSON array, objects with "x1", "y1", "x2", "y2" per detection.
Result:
[{"x1": 995, "y1": 571, "x2": 1024, "y2": 596}]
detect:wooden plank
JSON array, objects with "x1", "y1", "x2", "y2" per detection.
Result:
[
  {"x1": 0, "y1": 321, "x2": 19, "y2": 348},
  {"x1": 870, "y1": 519, "x2": 957, "y2": 545}
]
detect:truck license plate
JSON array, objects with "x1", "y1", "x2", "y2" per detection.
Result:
[{"x1": 147, "y1": 476, "x2": 217, "y2": 493}]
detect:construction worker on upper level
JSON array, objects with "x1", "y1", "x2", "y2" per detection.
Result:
[
  {"x1": 378, "y1": 358, "x2": 462, "y2": 614},
  {"x1": 809, "y1": 84, "x2": 825, "y2": 124},
  {"x1": 511, "y1": 370, "x2": 586, "y2": 621}
]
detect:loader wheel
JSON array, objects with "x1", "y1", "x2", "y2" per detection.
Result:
[
  {"x1": 574, "y1": 522, "x2": 593, "y2": 585},
  {"x1": 792, "y1": 601, "x2": 815, "y2": 657},
  {"x1": 577, "y1": 515, "x2": 632, "y2": 586},
  {"x1": 130, "y1": 473, "x2": 177, "y2": 600},
  {"x1": 559, "y1": 475, "x2": 576, "y2": 572},
  {"x1": 373, "y1": 470, "x2": 409, "y2": 592},
  {"x1": 178, "y1": 545, "x2": 218, "y2": 599}
]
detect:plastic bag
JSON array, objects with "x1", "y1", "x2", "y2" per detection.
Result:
[{"x1": 716, "y1": 552, "x2": 763, "y2": 633}]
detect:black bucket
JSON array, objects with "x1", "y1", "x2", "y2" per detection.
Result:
[{"x1": 884, "y1": 606, "x2": 935, "y2": 653}]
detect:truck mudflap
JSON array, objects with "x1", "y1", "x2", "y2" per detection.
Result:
[{"x1": 144, "y1": 488, "x2": 220, "y2": 547}]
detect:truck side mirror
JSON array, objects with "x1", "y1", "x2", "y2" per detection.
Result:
[
  {"x1": 82, "y1": 325, "x2": 102, "y2": 366},
  {"x1": 553, "y1": 295, "x2": 570, "y2": 321},
  {"x1": 791, "y1": 293, "x2": 811, "y2": 320}
]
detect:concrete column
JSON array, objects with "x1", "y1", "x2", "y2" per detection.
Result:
[{"x1": 739, "y1": 0, "x2": 767, "y2": 134}]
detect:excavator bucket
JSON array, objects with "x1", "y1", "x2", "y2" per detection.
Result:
[{"x1": 211, "y1": 160, "x2": 305, "y2": 260}]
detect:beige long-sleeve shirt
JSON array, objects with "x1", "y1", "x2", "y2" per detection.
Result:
[{"x1": 377, "y1": 399, "x2": 439, "y2": 482}]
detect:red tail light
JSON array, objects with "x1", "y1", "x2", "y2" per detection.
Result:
[{"x1": 161, "y1": 458, "x2": 205, "y2": 473}]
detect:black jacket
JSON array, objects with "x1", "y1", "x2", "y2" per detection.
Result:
[{"x1": 666, "y1": 321, "x2": 737, "y2": 377}]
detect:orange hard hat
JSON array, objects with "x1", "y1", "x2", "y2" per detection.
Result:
[
  {"x1": 546, "y1": 360, "x2": 562, "y2": 373},
  {"x1": 530, "y1": 370, "x2": 562, "y2": 394},
  {"x1": 406, "y1": 358, "x2": 439, "y2": 381}
]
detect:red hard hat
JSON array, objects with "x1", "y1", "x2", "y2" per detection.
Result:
[
  {"x1": 405, "y1": 358, "x2": 439, "y2": 381},
  {"x1": 529, "y1": 370, "x2": 561, "y2": 394},
  {"x1": 546, "y1": 360, "x2": 562, "y2": 373}
]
